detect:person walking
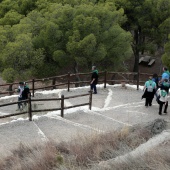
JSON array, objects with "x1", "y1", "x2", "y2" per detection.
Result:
[
  {"x1": 22, "y1": 82, "x2": 30, "y2": 107},
  {"x1": 90, "y1": 66, "x2": 98, "y2": 94},
  {"x1": 159, "y1": 67, "x2": 170, "y2": 84},
  {"x1": 157, "y1": 87, "x2": 168, "y2": 115},
  {"x1": 161, "y1": 79, "x2": 170, "y2": 94},
  {"x1": 152, "y1": 73, "x2": 160, "y2": 89},
  {"x1": 142, "y1": 76, "x2": 157, "y2": 107},
  {"x1": 16, "y1": 82, "x2": 25, "y2": 110}
]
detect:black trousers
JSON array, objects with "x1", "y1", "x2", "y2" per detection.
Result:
[
  {"x1": 90, "y1": 83, "x2": 97, "y2": 93},
  {"x1": 145, "y1": 97, "x2": 153, "y2": 106},
  {"x1": 158, "y1": 101, "x2": 168, "y2": 114}
]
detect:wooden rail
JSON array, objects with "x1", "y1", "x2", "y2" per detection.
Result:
[
  {"x1": 0, "y1": 92, "x2": 92, "y2": 121},
  {"x1": 0, "y1": 70, "x2": 159, "y2": 97},
  {"x1": 0, "y1": 71, "x2": 142, "y2": 96}
]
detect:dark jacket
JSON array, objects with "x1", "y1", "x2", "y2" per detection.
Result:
[
  {"x1": 91, "y1": 70, "x2": 98, "y2": 84},
  {"x1": 22, "y1": 85, "x2": 30, "y2": 99},
  {"x1": 142, "y1": 89, "x2": 155, "y2": 99}
]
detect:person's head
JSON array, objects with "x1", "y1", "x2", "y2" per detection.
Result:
[
  {"x1": 163, "y1": 67, "x2": 168, "y2": 71},
  {"x1": 153, "y1": 73, "x2": 158, "y2": 78},
  {"x1": 149, "y1": 76, "x2": 152, "y2": 80},
  {"x1": 92, "y1": 66, "x2": 96, "y2": 71},
  {"x1": 19, "y1": 82, "x2": 24, "y2": 87}
]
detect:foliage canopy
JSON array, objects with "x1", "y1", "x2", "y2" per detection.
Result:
[{"x1": 0, "y1": 0, "x2": 170, "y2": 82}]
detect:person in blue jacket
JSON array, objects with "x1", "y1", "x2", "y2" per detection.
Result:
[
  {"x1": 161, "y1": 79, "x2": 170, "y2": 94},
  {"x1": 160, "y1": 67, "x2": 170, "y2": 83}
]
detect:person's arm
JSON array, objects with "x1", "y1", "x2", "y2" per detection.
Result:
[
  {"x1": 15, "y1": 88, "x2": 19, "y2": 93},
  {"x1": 143, "y1": 82, "x2": 147, "y2": 91},
  {"x1": 157, "y1": 89, "x2": 160, "y2": 97},
  {"x1": 91, "y1": 72, "x2": 97, "y2": 84},
  {"x1": 91, "y1": 78, "x2": 95, "y2": 84},
  {"x1": 154, "y1": 83, "x2": 157, "y2": 91},
  {"x1": 16, "y1": 87, "x2": 20, "y2": 93},
  {"x1": 164, "y1": 95, "x2": 168, "y2": 104}
]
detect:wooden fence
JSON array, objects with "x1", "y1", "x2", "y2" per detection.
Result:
[
  {"x1": 0, "y1": 92, "x2": 92, "y2": 121},
  {"x1": 0, "y1": 71, "x2": 155, "y2": 97},
  {"x1": 0, "y1": 71, "x2": 157, "y2": 121}
]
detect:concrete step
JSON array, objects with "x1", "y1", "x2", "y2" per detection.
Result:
[
  {"x1": 0, "y1": 120, "x2": 44, "y2": 158},
  {"x1": 34, "y1": 115, "x2": 96, "y2": 143},
  {"x1": 63, "y1": 110, "x2": 129, "y2": 132}
]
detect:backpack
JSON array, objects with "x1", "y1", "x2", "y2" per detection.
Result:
[
  {"x1": 147, "y1": 84, "x2": 153, "y2": 92},
  {"x1": 156, "y1": 90, "x2": 167, "y2": 104},
  {"x1": 163, "y1": 81, "x2": 170, "y2": 87},
  {"x1": 161, "y1": 90, "x2": 167, "y2": 97}
]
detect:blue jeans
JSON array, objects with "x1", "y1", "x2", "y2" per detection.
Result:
[
  {"x1": 90, "y1": 84, "x2": 97, "y2": 93},
  {"x1": 18, "y1": 97, "x2": 23, "y2": 109}
]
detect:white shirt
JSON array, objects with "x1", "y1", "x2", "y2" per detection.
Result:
[
  {"x1": 18, "y1": 85, "x2": 24, "y2": 97},
  {"x1": 157, "y1": 89, "x2": 168, "y2": 102}
]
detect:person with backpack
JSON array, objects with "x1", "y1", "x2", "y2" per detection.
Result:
[
  {"x1": 161, "y1": 79, "x2": 170, "y2": 94},
  {"x1": 16, "y1": 82, "x2": 30, "y2": 111},
  {"x1": 152, "y1": 73, "x2": 160, "y2": 89},
  {"x1": 90, "y1": 66, "x2": 98, "y2": 94},
  {"x1": 157, "y1": 87, "x2": 168, "y2": 115},
  {"x1": 142, "y1": 76, "x2": 157, "y2": 107},
  {"x1": 159, "y1": 67, "x2": 170, "y2": 84},
  {"x1": 22, "y1": 82, "x2": 30, "y2": 107},
  {"x1": 16, "y1": 82, "x2": 25, "y2": 110}
]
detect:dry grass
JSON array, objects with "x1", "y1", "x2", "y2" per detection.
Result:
[
  {"x1": 0, "y1": 142, "x2": 63, "y2": 170},
  {"x1": 101, "y1": 141, "x2": 170, "y2": 170},
  {"x1": 0, "y1": 124, "x2": 156, "y2": 170},
  {"x1": 56, "y1": 125, "x2": 153, "y2": 168}
]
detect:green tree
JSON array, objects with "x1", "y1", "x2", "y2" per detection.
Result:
[
  {"x1": 0, "y1": 0, "x2": 18, "y2": 18},
  {"x1": 0, "y1": 10, "x2": 24, "y2": 26},
  {"x1": 0, "y1": 34, "x2": 33, "y2": 80},
  {"x1": 2, "y1": 68, "x2": 17, "y2": 83},
  {"x1": 68, "y1": 3, "x2": 132, "y2": 71},
  {"x1": 17, "y1": 0, "x2": 37, "y2": 16},
  {"x1": 115, "y1": 0, "x2": 170, "y2": 72},
  {"x1": 0, "y1": 0, "x2": 133, "y2": 81},
  {"x1": 41, "y1": 2, "x2": 132, "y2": 73},
  {"x1": 162, "y1": 34, "x2": 170, "y2": 68}
]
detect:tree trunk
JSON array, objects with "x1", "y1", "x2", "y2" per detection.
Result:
[
  {"x1": 133, "y1": 29, "x2": 140, "y2": 73},
  {"x1": 133, "y1": 27, "x2": 142, "y2": 81}
]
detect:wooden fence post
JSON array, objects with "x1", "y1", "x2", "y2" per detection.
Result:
[
  {"x1": 89, "y1": 91, "x2": 92, "y2": 110},
  {"x1": 67, "y1": 72, "x2": 70, "y2": 92},
  {"x1": 137, "y1": 71, "x2": 139, "y2": 90},
  {"x1": 52, "y1": 78, "x2": 56, "y2": 89},
  {"x1": 9, "y1": 84, "x2": 13, "y2": 95},
  {"x1": 104, "y1": 70, "x2": 107, "y2": 88},
  {"x1": 61, "y1": 95, "x2": 64, "y2": 117},
  {"x1": 28, "y1": 94, "x2": 32, "y2": 121},
  {"x1": 32, "y1": 79, "x2": 35, "y2": 97}
]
